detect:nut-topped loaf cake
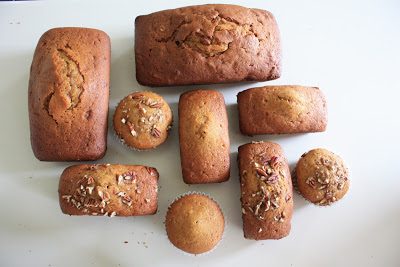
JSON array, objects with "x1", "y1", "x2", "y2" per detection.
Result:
[
  {"x1": 237, "y1": 85, "x2": 327, "y2": 135},
  {"x1": 59, "y1": 164, "x2": 159, "y2": 216},
  {"x1": 238, "y1": 142, "x2": 293, "y2": 240},
  {"x1": 135, "y1": 4, "x2": 281, "y2": 86},
  {"x1": 179, "y1": 89, "x2": 230, "y2": 184},
  {"x1": 28, "y1": 27, "x2": 110, "y2": 161}
]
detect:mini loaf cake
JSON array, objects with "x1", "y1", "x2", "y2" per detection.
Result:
[
  {"x1": 28, "y1": 27, "x2": 110, "y2": 161},
  {"x1": 113, "y1": 91, "x2": 173, "y2": 150},
  {"x1": 135, "y1": 4, "x2": 281, "y2": 86},
  {"x1": 295, "y1": 148, "x2": 349, "y2": 206},
  {"x1": 238, "y1": 142, "x2": 293, "y2": 240},
  {"x1": 58, "y1": 164, "x2": 159, "y2": 216},
  {"x1": 165, "y1": 193, "x2": 224, "y2": 254},
  {"x1": 179, "y1": 89, "x2": 230, "y2": 184},
  {"x1": 237, "y1": 85, "x2": 327, "y2": 135}
]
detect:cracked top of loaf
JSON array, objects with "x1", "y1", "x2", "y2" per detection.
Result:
[
  {"x1": 28, "y1": 27, "x2": 110, "y2": 161},
  {"x1": 135, "y1": 4, "x2": 281, "y2": 86}
]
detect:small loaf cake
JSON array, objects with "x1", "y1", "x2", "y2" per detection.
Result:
[
  {"x1": 113, "y1": 91, "x2": 173, "y2": 150},
  {"x1": 238, "y1": 142, "x2": 293, "y2": 240},
  {"x1": 165, "y1": 193, "x2": 224, "y2": 254},
  {"x1": 238, "y1": 85, "x2": 327, "y2": 135},
  {"x1": 179, "y1": 90, "x2": 230, "y2": 184},
  {"x1": 58, "y1": 164, "x2": 159, "y2": 216},
  {"x1": 295, "y1": 148, "x2": 349, "y2": 206},
  {"x1": 135, "y1": 4, "x2": 281, "y2": 86},
  {"x1": 28, "y1": 27, "x2": 110, "y2": 161}
]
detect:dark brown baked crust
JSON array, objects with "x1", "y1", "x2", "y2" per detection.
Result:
[
  {"x1": 178, "y1": 89, "x2": 230, "y2": 184},
  {"x1": 58, "y1": 164, "x2": 159, "y2": 216},
  {"x1": 28, "y1": 27, "x2": 110, "y2": 161},
  {"x1": 135, "y1": 4, "x2": 281, "y2": 86},
  {"x1": 295, "y1": 148, "x2": 349, "y2": 206},
  {"x1": 238, "y1": 85, "x2": 327, "y2": 135},
  {"x1": 165, "y1": 194, "x2": 224, "y2": 254},
  {"x1": 238, "y1": 142, "x2": 293, "y2": 240},
  {"x1": 113, "y1": 91, "x2": 173, "y2": 150}
]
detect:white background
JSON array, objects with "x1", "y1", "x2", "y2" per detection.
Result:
[{"x1": 0, "y1": 0, "x2": 399, "y2": 266}]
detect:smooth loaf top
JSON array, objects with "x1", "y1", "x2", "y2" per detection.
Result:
[
  {"x1": 238, "y1": 85, "x2": 327, "y2": 135},
  {"x1": 58, "y1": 164, "x2": 159, "y2": 216},
  {"x1": 135, "y1": 4, "x2": 281, "y2": 86},
  {"x1": 179, "y1": 89, "x2": 230, "y2": 184},
  {"x1": 28, "y1": 27, "x2": 110, "y2": 161}
]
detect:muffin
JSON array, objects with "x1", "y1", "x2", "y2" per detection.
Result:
[
  {"x1": 295, "y1": 148, "x2": 349, "y2": 206},
  {"x1": 113, "y1": 91, "x2": 173, "y2": 150},
  {"x1": 165, "y1": 193, "x2": 224, "y2": 255}
]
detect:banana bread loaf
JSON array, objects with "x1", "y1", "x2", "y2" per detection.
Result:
[
  {"x1": 179, "y1": 89, "x2": 230, "y2": 184},
  {"x1": 237, "y1": 85, "x2": 327, "y2": 135},
  {"x1": 59, "y1": 164, "x2": 159, "y2": 216},
  {"x1": 28, "y1": 27, "x2": 110, "y2": 161},
  {"x1": 238, "y1": 142, "x2": 293, "y2": 240},
  {"x1": 135, "y1": 4, "x2": 281, "y2": 86}
]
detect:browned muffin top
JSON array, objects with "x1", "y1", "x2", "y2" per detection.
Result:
[
  {"x1": 113, "y1": 91, "x2": 172, "y2": 150},
  {"x1": 165, "y1": 194, "x2": 224, "y2": 254},
  {"x1": 295, "y1": 148, "x2": 349, "y2": 206}
]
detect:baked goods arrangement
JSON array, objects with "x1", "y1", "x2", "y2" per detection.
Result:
[{"x1": 28, "y1": 4, "x2": 349, "y2": 255}]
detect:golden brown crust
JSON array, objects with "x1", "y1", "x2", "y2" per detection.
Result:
[
  {"x1": 238, "y1": 142, "x2": 293, "y2": 240},
  {"x1": 165, "y1": 194, "x2": 224, "y2": 254},
  {"x1": 28, "y1": 27, "x2": 110, "y2": 161},
  {"x1": 178, "y1": 89, "x2": 230, "y2": 184},
  {"x1": 135, "y1": 4, "x2": 280, "y2": 86},
  {"x1": 295, "y1": 148, "x2": 349, "y2": 206},
  {"x1": 113, "y1": 91, "x2": 173, "y2": 150},
  {"x1": 238, "y1": 85, "x2": 327, "y2": 135},
  {"x1": 58, "y1": 164, "x2": 158, "y2": 216}
]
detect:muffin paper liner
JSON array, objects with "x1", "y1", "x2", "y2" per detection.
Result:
[{"x1": 164, "y1": 191, "x2": 225, "y2": 256}]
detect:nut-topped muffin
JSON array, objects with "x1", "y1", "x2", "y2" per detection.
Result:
[
  {"x1": 295, "y1": 148, "x2": 349, "y2": 206},
  {"x1": 113, "y1": 91, "x2": 173, "y2": 150},
  {"x1": 165, "y1": 193, "x2": 224, "y2": 254}
]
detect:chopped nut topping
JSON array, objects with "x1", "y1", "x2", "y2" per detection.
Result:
[
  {"x1": 150, "y1": 127, "x2": 161, "y2": 138},
  {"x1": 241, "y1": 208, "x2": 246, "y2": 214},
  {"x1": 62, "y1": 195, "x2": 72, "y2": 202},
  {"x1": 145, "y1": 198, "x2": 151, "y2": 203},
  {"x1": 86, "y1": 186, "x2": 94, "y2": 195},
  {"x1": 87, "y1": 176, "x2": 95, "y2": 184},
  {"x1": 122, "y1": 195, "x2": 132, "y2": 206},
  {"x1": 121, "y1": 118, "x2": 126, "y2": 124},
  {"x1": 306, "y1": 177, "x2": 317, "y2": 188},
  {"x1": 110, "y1": 211, "x2": 117, "y2": 217},
  {"x1": 130, "y1": 129, "x2": 137, "y2": 137},
  {"x1": 258, "y1": 228, "x2": 263, "y2": 233},
  {"x1": 149, "y1": 101, "x2": 163, "y2": 108}
]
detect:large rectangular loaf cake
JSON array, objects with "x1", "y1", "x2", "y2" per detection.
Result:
[
  {"x1": 238, "y1": 85, "x2": 327, "y2": 135},
  {"x1": 59, "y1": 164, "x2": 159, "y2": 216},
  {"x1": 238, "y1": 142, "x2": 293, "y2": 240},
  {"x1": 28, "y1": 27, "x2": 110, "y2": 161},
  {"x1": 179, "y1": 89, "x2": 230, "y2": 184},
  {"x1": 135, "y1": 4, "x2": 281, "y2": 86}
]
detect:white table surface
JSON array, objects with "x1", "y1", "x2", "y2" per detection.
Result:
[{"x1": 1, "y1": 0, "x2": 399, "y2": 266}]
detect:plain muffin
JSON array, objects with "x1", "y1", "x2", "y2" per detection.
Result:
[{"x1": 165, "y1": 193, "x2": 224, "y2": 254}]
